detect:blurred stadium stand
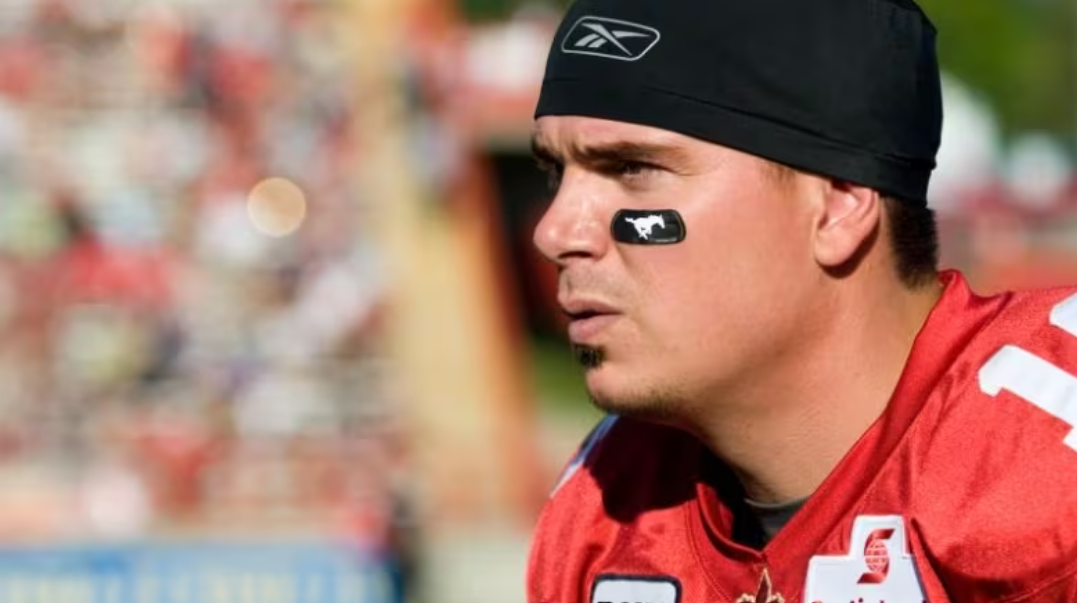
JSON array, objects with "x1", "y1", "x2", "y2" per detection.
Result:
[{"x1": 0, "y1": 0, "x2": 411, "y2": 600}]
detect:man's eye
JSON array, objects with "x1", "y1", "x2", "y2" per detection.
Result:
[{"x1": 604, "y1": 161, "x2": 655, "y2": 179}]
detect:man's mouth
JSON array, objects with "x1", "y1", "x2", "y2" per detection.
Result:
[
  {"x1": 561, "y1": 299, "x2": 620, "y2": 343},
  {"x1": 566, "y1": 309, "x2": 601, "y2": 321}
]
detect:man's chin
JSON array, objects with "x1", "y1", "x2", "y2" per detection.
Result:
[
  {"x1": 584, "y1": 371, "x2": 684, "y2": 427},
  {"x1": 584, "y1": 370, "x2": 638, "y2": 413}
]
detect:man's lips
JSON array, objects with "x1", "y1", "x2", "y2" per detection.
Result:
[{"x1": 560, "y1": 298, "x2": 620, "y2": 342}]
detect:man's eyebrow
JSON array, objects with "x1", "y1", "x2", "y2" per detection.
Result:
[{"x1": 571, "y1": 140, "x2": 688, "y2": 166}]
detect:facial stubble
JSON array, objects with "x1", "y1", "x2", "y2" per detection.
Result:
[{"x1": 571, "y1": 342, "x2": 683, "y2": 425}]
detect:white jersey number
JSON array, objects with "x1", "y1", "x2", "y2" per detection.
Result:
[{"x1": 978, "y1": 293, "x2": 1077, "y2": 452}]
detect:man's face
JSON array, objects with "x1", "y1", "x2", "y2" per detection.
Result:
[{"x1": 532, "y1": 116, "x2": 819, "y2": 420}]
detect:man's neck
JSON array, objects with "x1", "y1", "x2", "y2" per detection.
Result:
[{"x1": 692, "y1": 274, "x2": 944, "y2": 504}]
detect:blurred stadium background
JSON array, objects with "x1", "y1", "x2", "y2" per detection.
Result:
[{"x1": 0, "y1": 0, "x2": 1072, "y2": 601}]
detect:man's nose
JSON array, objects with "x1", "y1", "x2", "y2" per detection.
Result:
[{"x1": 532, "y1": 173, "x2": 610, "y2": 267}]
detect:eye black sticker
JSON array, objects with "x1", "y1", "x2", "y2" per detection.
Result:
[{"x1": 611, "y1": 209, "x2": 686, "y2": 245}]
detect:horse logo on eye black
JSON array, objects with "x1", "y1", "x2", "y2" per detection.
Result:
[
  {"x1": 624, "y1": 215, "x2": 665, "y2": 240},
  {"x1": 612, "y1": 210, "x2": 686, "y2": 245}
]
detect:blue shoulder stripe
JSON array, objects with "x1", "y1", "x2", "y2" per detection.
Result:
[{"x1": 550, "y1": 415, "x2": 619, "y2": 497}]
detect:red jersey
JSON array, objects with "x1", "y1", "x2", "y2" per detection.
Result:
[{"x1": 528, "y1": 271, "x2": 1077, "y2": 603}]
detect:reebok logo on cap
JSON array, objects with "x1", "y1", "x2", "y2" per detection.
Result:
[{"x1": 560, "y1": 16, "x2": 660, "y2": 62}]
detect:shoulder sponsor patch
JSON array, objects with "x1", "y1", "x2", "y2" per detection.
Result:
[{"x1": 591, "y1": 574, "x2": 680, "y2": 603}]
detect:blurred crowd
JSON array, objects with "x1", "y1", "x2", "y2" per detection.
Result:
[{"x1": 0, "y1": 0, "x2": 411, "y2": 573}]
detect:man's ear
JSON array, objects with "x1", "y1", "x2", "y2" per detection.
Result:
[{"x1": 812, "y1": 180, "x2": 881, "y2": 269}]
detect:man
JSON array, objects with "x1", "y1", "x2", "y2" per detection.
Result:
[{"x1": 526, "y1": 0, "x2": 1077, "y2": 602}]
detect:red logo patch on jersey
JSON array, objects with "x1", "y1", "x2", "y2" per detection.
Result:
[{"x1": 857, "y1": 528, "x2": 894, "y2": 584}]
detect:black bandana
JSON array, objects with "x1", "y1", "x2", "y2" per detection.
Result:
[{"x1": 535, "y1": 0, "x2": 943, "y2": 204}]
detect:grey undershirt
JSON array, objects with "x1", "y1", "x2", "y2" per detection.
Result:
[{"x1": 743, "y1": 496, "x2": 808, "y2": 545}]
